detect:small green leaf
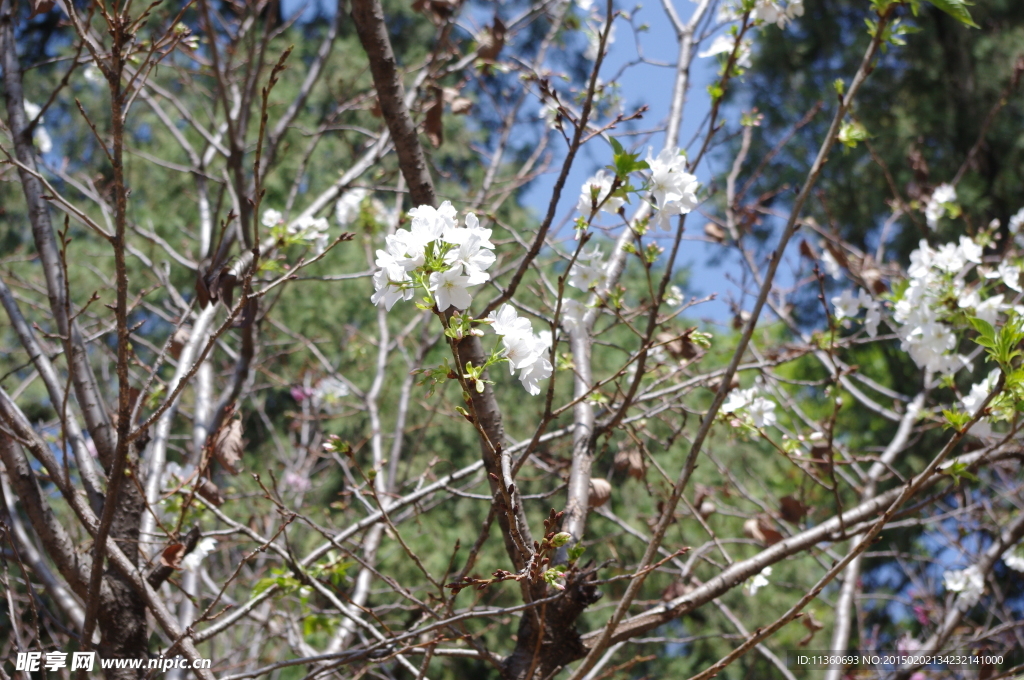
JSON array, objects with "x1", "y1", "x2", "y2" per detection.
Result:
[
  {"x1": 927, "y1": 0, "x2": 978, "y2": 28},
  {"x1": 942, "y1": 459, "x2": 980, "y2": 487},
  {"x1": 941, "y1": 409, "x2": 971, "y2": 433}
]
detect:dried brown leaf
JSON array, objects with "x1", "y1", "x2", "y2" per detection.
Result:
[
  {"x1": 424, "y1": 87, "x2": 444, "y2": 148},
  {"x1": 779, "y1": 495, "x2": 809, "y2": 523},
  {"x1": 197, "y1": 478, "x2": 225, "y2": 507},
  {"x1": 214, "y1": 416, "x2": 244, "y2": 474},
  {"x1": 613, "y1": 446, "x2": 644, "y2": 480},
  {"x1": 160, "y1": 543, "x2": 185, "y2": 570}
]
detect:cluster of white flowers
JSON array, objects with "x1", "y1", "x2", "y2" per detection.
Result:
[
  {"x1": 312, "y1": 376, "x2": 350, "y2": 413},
  {"x1": 745, "y1": 566, "x2": 772, "y2": 596},
  {"x1": 335, "y1": 188, "x2": 369, "y2": 226},
  {"x1": 1003, "y1": 545, "x2": 1024, "y2": 572},
  {"x1": 290, "y1": 215, "x2": 330, "y2": 255},
  {"x1": 718, "y1": 0, "x2": 803, "y2": 27},
  {"x1": 886, "y1": 234, "x2": 1023, "y2": 375},
  {"x1": 942, "y1": 564, "x2": 985, "y2": 608},
  {"x1": 722, "y1": 386, "x2": 777, "y2": 428},
  {"x1": 568, "y1": 245, "x2": 606, "y2": 290},
  {"x1": 576, "y1": 171, "x2": 623, "y2": 220},
  {"x1": 698, "y1": 34, "x2": 753, "y2": 69},
  {"x1": 925, "y1": 183, "x2": 957, "y2": 230},
  {"x1": 646, "y1": 148, "x2": 700, "y2": 230},
  {"x1": 262, "y1": 209, "x2": 331, "y2": 255},
  {"x1": 371, "y1": 202, "x2": 495, "y2": 311},
  {"x1": 488, "y1": 304, "x2": 553, "y2": 395},
  {"x1": 23, "y1": 101, "x2": 53, "y2": 154},
  {"x1": 1010, "y1": 207, "x2": 1024, "y2": 244},
  {"x1": 831, "y1": 289, "x2": 882, "y2": 337},
  {"x1": 575, "y1": 147, "x2": 698, "y2": 234}
]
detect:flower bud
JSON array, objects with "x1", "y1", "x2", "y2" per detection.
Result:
[{"x1": 551, "y1": 532, "x2": 571, "y2": 548}]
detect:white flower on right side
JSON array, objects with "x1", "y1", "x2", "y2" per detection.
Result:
[
  {"x1": 181, "y1": 538, "x2": 217, "y2": 572},
  {"x1": 1003, "y1": 545, "x2": 1024, "y2": 573},
  {"x1": 943, "y1": 564, "x2": 984, "y2": 608},
  {"x1": 746, "y1": 566, "x2": 772, "y2": 596}
]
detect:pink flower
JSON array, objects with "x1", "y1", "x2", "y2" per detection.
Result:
[
  {"x1": 291, "y1": 386, "x2": 314, "y2": 402},
  {"x1": 284, "y1": 471, "x2": 311, "y2": 493}
]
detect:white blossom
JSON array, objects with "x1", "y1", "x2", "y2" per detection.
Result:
[
  {"x1": 1003, "y1": 546, "x2": 1024, "y2": 572},
  {"x1": 646, "y1": 147, "x2": 699, "y2": 230},
  {"x1": 371, "y1": 263, "x2": 413, "y2": 311},
  {"x1": 863, "y1": 296, "x2": 882, "y2": 338},
  {"x1": 518, "y1": 353, "x2": 553, "y2": 396},
  {"x1": 925, "y1": 183, "x2": 957, "y2": 229},
  {"x1": 958, "y1": 235, "x2": 983, "y2": 264},
  {"x1": 568, "y1": 246, "x2": 606, "y2": 290},
  {"x1": 932, "y1": 242, "x2": 966, "y2": 273},
  {"x1": 261, "y1": 208, "x2": 283, "y2": 227},
  {"x1": 746, "y1": 566, "x2": 772, "y2": 596},
  {"x1": 335, "y1": 188, "x2": 369, "y2": 226},
  {"x1": 539, "y1": 101, "x2": 559, "y2": 129},
  {"x1": 429, "y1": 267, "x2": 474, "y2": 311},
  {"x1": 371, "y1": 203, "x2": 495, "y2": 311},
  {"x1": 831, "y1": 289, "x2": 862, "y2": 321},
  {"x1": 488, "y1": 305, "x2": 552, "y2": 395},
  {"x1": 665, "y1": 285, "x2": 684, "y2": 307},
  {"x1": 747, "y1": 397, "x2": 777, "y2": 428},
  {"x1": 83, "y1": 64, "x2": 102, "y2": 83},
  {"x1": 288, "y1": 215, "x2": 330, "y2": 255},
  {"x1": 722, "y1": 386, "x2": 755, "y2": 414},
  {"x1": 821, "y1": 250, "x2": 841, "y2": 279},
  {"x1": 961, "y1": 368, "x2": 1000, "y2": 438},
  {"x1": 998, "y1": 261, "x2": 1022, "y2": 292},
  {"x1": 584, "y1": 21, "x2": 616, "y2": 62},
  {"x1": 502, "y1": 332, "x2": 544, "y2": 373},
  {"x1": 576, "y1": 170, "x2": 624, "y2": 218},
  {"x1": 312, "y1": 376, "x2": 350, "y2": 412},
  {"x1": 959, "y1": 288, "x2": 1005, "y2": 326},
  {"x1": 560, "y1": 298, "x2": 587, "y2": 334},
  {"x1": 698, "y1": 35, "x2": 753, "y2": 69},
  {"x1": 1010, "y1": 207, "x2": 1024, "y2": 243},
  {"x1": 943, "y1": 565, "x2": 984, "y2": 608},
  {"x1": 181, "y1": 538, "x2": 217, "y2": 572},
  {"x1": 488, "y1": 304, "x2": 533, "y2": 337}
]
